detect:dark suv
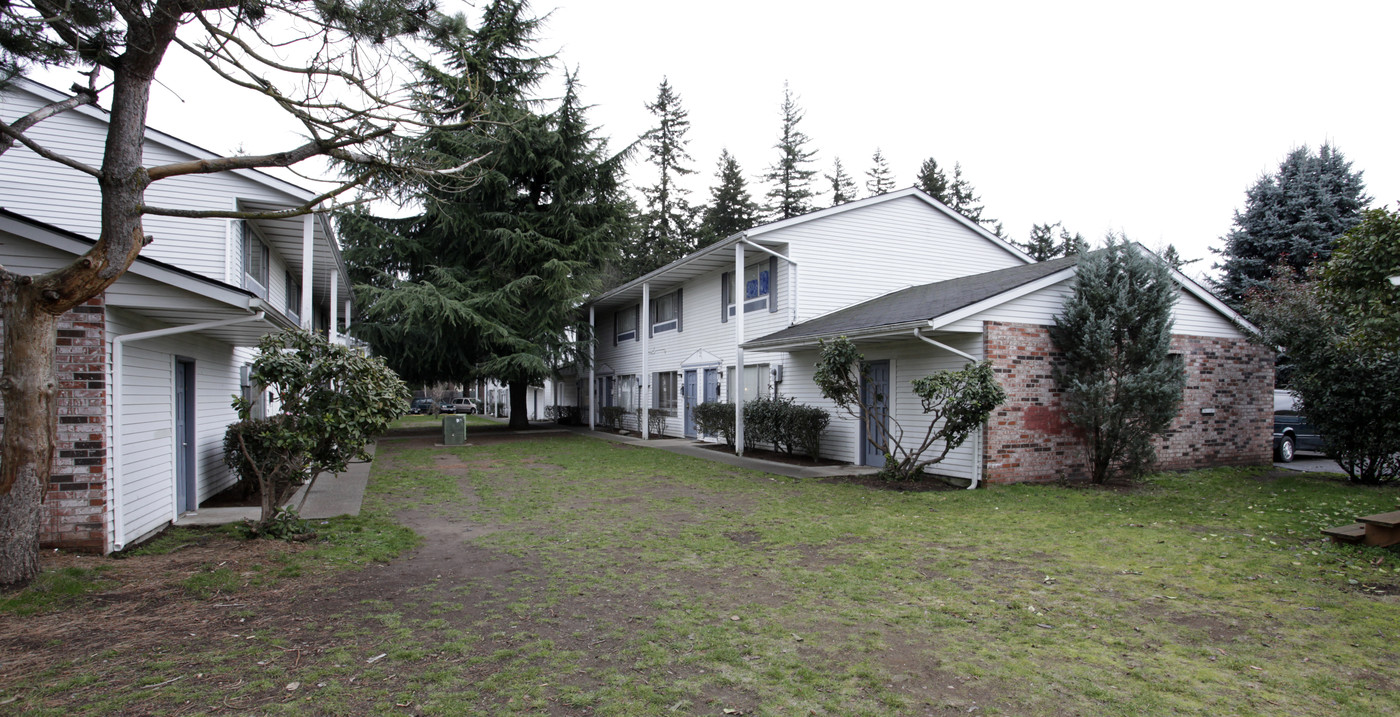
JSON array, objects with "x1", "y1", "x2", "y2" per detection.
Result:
[
  {"x1": 409, "y1": 397, "x2": 435, "y2": 415},
  {"x1": 1273, "y1": 391, "x2": 1322, "y2": 462}
]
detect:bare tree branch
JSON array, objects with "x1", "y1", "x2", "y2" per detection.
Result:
[{"x1": 0, "y1": 121, "x2": 101, "y2": 177}]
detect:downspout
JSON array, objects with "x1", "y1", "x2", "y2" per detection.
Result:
[
  {"x1": 588, "y1": 306, "x2": 595, "y2": 431},
  {"x1": 913, "y1": 328, "x2": 983, "y2": 490},
  {"x1": 110, "y1": 311, "x2": 267, "y2": 551}
]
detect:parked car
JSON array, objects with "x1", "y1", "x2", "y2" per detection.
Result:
[
  {"x1": 438, "y1": 400, "x2": 456, "y2": 414},
  {"x1": 1273, "y1": 390, "x2": 1323, "y2": 462},
  {"x1": 450, "y1": 397, "x2": 481, "y2": 414},
  {"x1": 409, "y1": 397, "x2": 435, "y2": 415}
]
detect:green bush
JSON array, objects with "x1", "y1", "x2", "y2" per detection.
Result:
[
  {"x1": 599, "y1": 406, "x2": 627, "y2": 430},
  {"x1": 223, "y1": 415, "x2": 309, "y2": 517},
  {"x1": 647, "y1": 409, "x2": 668, "y2": 436},
  {"x1": 743, "y1": 397, "x2": 831, "y2": 459},
  {"x1": 692, "y1": 402, "x2": 736, "y2": 446}
]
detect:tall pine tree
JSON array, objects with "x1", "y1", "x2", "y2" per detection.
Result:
[
  {"x1": 624, "y1": 77, "x2": 697, "y2": 278},
  {"x1": 1213, "y1": 143, "x2": 1369, "y2": 307},
  {"x1": 763, "y1": 83, "x2": 818, "y2": 220},
  {"x1": 866, "y1": 148, "x2": 895, "y2": 196},
  {"x1": 916, "y1": 157, "x2": 949, "y2": 201},
  {"x1": 1019, "y1": 222, "x2": 1063, "y2": 261},
  {"x1": 826, "y1": 157, "x2": 858, "y2": 206},
  {"x1": 698, "y1": 149, "x2": 759, "y2": 247},
  {"x1": 341, "y1": 0, "x2": 631, "y2": 429}
]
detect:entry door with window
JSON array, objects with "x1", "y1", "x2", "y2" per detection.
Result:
[
  {"x1": 595, "y1": 376, "x2": 614, "y2": 423},
  {"x1": 683, "y1": 371, "x2": 699, "y2": 438},
  {"x1": 860, "y1": 360, "x2": 890, "y2": 467},
  {"x1": 175, "y1": 359, "x2": 197, "y2": 512}
]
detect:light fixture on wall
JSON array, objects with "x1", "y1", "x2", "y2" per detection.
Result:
[{"x1": 1200, "y1": 408, "x2": 1216, "y2": 416}]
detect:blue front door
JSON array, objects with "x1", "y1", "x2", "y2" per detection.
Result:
[
  {"x1": 683, "y1": 371, "x2": 698, "y2": 438},
  {"x1": 861, "y1": 360, "x2": 890, "y2": 467},
  {"x1": 175, "y1": 359, "x2": 197, "y2": 512}
]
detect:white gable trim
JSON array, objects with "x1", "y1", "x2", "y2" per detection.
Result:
[{"x1": 680, "y1": 349, "x2": 723, "y2": 367}]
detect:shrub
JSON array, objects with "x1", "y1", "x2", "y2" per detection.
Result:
[
  {"x1": 692, "y1": 401, "x2": 736, "y2": 446},
  {"x1": 787, "y1": 403, "x2": 830, "y2": 460},
  {"x1": 599, "y1": 406, "x2": 627, "y2": 430},
  {"x1": 545, "y1": 405, "x2": 580, "y2": 425},
  {"x1": 647, "y1": 409, "x2": 668, "y2": 437},
  {"x1": 742, "y1": 397, "x2": 832, "y2": 459},
  {"x1": 223, "y1": 416, "x2": 309, "y2": 521}
]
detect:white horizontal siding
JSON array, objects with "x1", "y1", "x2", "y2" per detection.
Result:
[
  {"x1": 958, "y1": 278, "x2": 1246, "y2": 339},
  {"x1": 108, "y1": 309, "x2": 245, "y2": 546},
  {"x1": 782, "y1": 194, "x2": 1026, "y2": 323},
  {"x1": 0, "y1": 85, "x2": 324, "y2": 285}
]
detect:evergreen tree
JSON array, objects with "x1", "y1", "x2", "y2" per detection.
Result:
[
  {"x1": 916, "y1": 157, "x2": 950, "y2": 201},
  {"x1": 624, "y1": 77, "x2": 697, "y2": 278},
  {"x1": 698, "y1": 148, "x2": 759, "y2": 247},
  {"x1": 865, "y1": 148, "x2": 895, "y2": 196},
  {"x1": 826, "y1": 157, "x2": 858, "y2": 206},
  {"x1": 1050, "y1": 237, "x2": 1185, "y2": 484},
  {"x1": 1213, "y1": 143, "x2": 1369, "y2": 307},
  {"x1": 763, "y1": 83, "x2": 818, "y2": 219},
  {"x1": 1061, "y1": 227, "x2": 1090, "y2": 256},
  {"x1": 341, "y1": 1, "x2": 631, "y2": 430},
  {"x1": 1157, "y1": 244, "x2": 1199, "y2": 271},
  {"x1": 1019, "y1": 222, "x2": 1063, "y2": 261},
  {"x1": 946, "y1": 162, "x2": 989, "y2": 223}
]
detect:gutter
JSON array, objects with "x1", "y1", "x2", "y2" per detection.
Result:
[{"x1": 110, "y1": 311, "x2": 267, "y2": 552}]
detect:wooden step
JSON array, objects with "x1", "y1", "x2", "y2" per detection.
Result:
[
  {"x1": 1322, "y1": 523, "x2": 1367, "y2": 544},
  {"x1": 1356, "y1": 510, "x2": 1400, "y2": 528}
]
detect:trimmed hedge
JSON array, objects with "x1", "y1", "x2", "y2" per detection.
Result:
[{"x1": 692, "y1": 398, "x2": 830, "y2": 459}]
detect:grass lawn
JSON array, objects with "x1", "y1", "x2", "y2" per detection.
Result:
[{"x1": 2, "y1": 429, "x2": 1398, "y2": 716}]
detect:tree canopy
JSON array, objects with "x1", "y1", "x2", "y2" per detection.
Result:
[
  {"x1": 622, "y1": 77, "x2": 696, "y2": 278},
  {"x1": 1213, "y1": 143, "x2": 1369, "y2": 307},
  {"x1": 826, "y1": 157, "x2": 858, "y2": 206},
  {"x1": 865, "y1": 149, "x2": 895, "y2": 197},
  {"x1": 698, "y1": 148, "x2": 758, "y2": 247},
  {"x1": 340, "y1": 0, "x2": 631, "y2": 429}
]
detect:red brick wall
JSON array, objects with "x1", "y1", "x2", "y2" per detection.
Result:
[
  {"x1": 982, "y1": 321, "x2": 1273, "y2": 484},
  {"x1": 0, "y1": 297, "x2": 109, "y2": 552}
]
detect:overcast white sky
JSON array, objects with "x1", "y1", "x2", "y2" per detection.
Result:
[{"x1": 31, "y1": 0, "x2": 1400, "y2": 281}]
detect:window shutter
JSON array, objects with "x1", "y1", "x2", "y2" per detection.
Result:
[
  {"x1": 769, "y1": 256, "x2": 779, "y2": 313},
  {"x1": 633, "y1": 303, "x2": 640, "y2": 341},
  {"x1": 720, "y1": 272, "x2": 730, "y2": 323},
  {"x1": 648, "y1": 298, "x2": 654, "y2": 339},
  {"x1": 612, "y1": 311, "x2": 617, "y2": 347},
  {"x1": 676, "y1": 288, "x2": 684, "y2": 332}
]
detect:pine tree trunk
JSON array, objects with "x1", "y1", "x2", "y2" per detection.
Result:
[
  {"x1": 508, "y1": 380, "x2": 530, "y2": 430},
  {"x1": 0, "y1": 285, "x2": 59, "y2": 587}
]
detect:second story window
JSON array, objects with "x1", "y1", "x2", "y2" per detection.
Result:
[
  {"x1": 743, "y1": 262, "x2": 769, "y2": 312},
  {"x1": 285, "y1": 271, "x2": 302, "y2": 323},
  {"x1": 615, "y1": 305, "x2": 638, "y2": 343},
  {"x1": 651, "y1": 290, "x2": 681, "y2": 335},
  {"x1": 241, "y1": 220, "x2": 270, "y2": 299}
]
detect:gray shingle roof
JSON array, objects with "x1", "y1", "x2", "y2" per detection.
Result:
[{"x1": 748, "y1": 256, "x2": 1079, "y2": 347}]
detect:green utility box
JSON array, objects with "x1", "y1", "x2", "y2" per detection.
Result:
[{"x1": 443, "y1": 415, "x2": 466, "y2": 445}]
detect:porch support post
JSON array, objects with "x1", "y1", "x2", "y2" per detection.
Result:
[
  {"x1": 734, "y1": 242, "x2": 745, "y2": 455},
  {"x1": 300, "y1": 214, "x2": 314, "y2": 330},
  {"x1": 344, "y1": 299, "x2": 352, "y2": 333},
  {"x1": 589, "y1": 306, "x2": 596, "y2": 431},
  {"x1": 641, "y1": 281, "x2": 650, "y2": 439},
  {"x1": 329, "y1": 268, "x2": 339, "y2": 344}
]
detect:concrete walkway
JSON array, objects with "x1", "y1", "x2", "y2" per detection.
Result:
[
  {"x1": 565, "y1": 424, "x2": 879, "y2": 480},
  {"x1": 1274, "y1": 453, "x2": 1347, "y2": 474},
  {"x1": 177, "y1": 443, "x2": 376, "y2": 526}
]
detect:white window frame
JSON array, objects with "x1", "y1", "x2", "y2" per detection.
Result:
[
  {"x1": 616, "y1": 306, "x2": 637, "y2": 343},
  {"x1": 652, "y1": 292, "x2": 678, "y2": 334},
  {"x1": 285, "y1": 270, "x2": 301, "y2": 324},
  {"x1": 242, "y1": 220, "x2": 271, "y2": 299},
  {"x1": 729, "y1": 262, "x2": 770, "y2": 316},
  {"x1": 654, "y1": 371, "x2": 678, "y2": 413}
]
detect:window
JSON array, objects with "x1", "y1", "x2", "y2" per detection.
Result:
[
  {"x1": 285, "y1": 271, "x2": 302, "y2": 323},
  {"x1": 241, "y1": 220, "x2": 270, "y2": 298},
  {"x1": 616, "y1": 305, "x2": 638, "y2": 343},
  {"x1": 651, "y1": 291, "x2": 680, "y2": 334},
  {"x1": 727, "y1": 364, "x2": 770, "y2": 404},
  {"x1": 725, "y1": 261, "x2": 774, "y2": 317},
  {"x1": 654, "y1": 372, "x2": 678, "y2": 413},
  {"x1": 617, "y1": 375, "x2": 638, "y2": 410}
]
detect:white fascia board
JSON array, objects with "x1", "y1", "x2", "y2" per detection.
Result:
[
  {"x1": 746, "y1": 187, "x2": 1034, "y2": 264},
  {"x1": 588, "y1": 232, "x2": 747, "y2": 306},
  {"x1": 927, "y1": 267, "x2": 1080, "y2": 330},
  {"x1": 13, "y1": 78, "x2": 319, "y2": 203}
]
